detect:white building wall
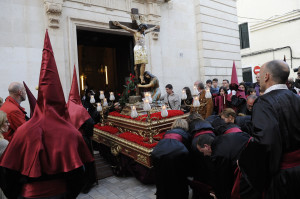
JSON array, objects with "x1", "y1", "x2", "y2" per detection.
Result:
[
  {"x1": 0, "y1": 0, "x2": 241, "y2": 114},
  {"x1": 237, "y1": 0, "x2": 300, "y2": 82},
  {"x1": 194, "y1": 0, "x2": 242, "y2": 83}
]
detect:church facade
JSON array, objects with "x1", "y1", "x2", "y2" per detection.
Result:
[{"x1": 0, "y1": 0, "x2": 241, "y2": 111}]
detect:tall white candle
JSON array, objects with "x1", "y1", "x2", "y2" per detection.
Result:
[
  {"x1": 100, "y1": 91, "x2": 105, "y2": 100},
  {"x1": 103, "y1": 98, "x2": 108, "y2": 107},
  {"x1": 105, "y1": 66, "x2": 108, "y2": 85},
  {"x1": 90, "y1": 95, "x2": 95, "y2": 103},
  {"x1": 109, "y1": 92, "x2": 115, "y2": 101}
]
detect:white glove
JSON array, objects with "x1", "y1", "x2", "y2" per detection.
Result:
[{"x1": 232, "y1": 90, "x2": 236, "y2": 95}]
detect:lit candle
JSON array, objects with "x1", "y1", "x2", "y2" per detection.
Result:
[
  {"x1": 109, "y1": 92, "x2": 115, "y2": 101},
  {"x1": 90, "y1": 95, "x2": 95, "y2": 103},
  {"x1": 131, "y1": 106, "x2": 138, "y2": 118},
  {"x1": 181, "y1": 89, "x2": 187, "y2": 100},
  {"x1": 105, "y1": 66, "x2": 108, "y2": 85},
  {"x1": 143, "y1": 99, "x2": 151, "y2": 111},
  {"x1": 193, "y1": 96, "x2": 200, "y2": 107},
  {"x1": 80, "y1": 75, "x2": 84, "y2": 91},
  {"x1": 205, "y1": 88, "x2": 212, "y2": 98},
  {"x1": 97, "y1": 103, "x2": 102, "y2": 112},
  {"x1": 161, "y1": 105, "x2": 168, "y2": 118},
  {"x1": 99, "y1": 91, "x2": 105, "y2": 100},
  {"x1": 193, "y1": 85, "x2": 198, "y2": 96},
  {"x1": 103, "y1": 98, "x2": 108, "y2": 107}
]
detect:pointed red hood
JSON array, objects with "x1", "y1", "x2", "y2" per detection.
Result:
[
  {"x1": 23, "y1": 81, "x2": 37, "y2": 117},
  {"x1": 231, "y1": 61, "x2": 239, "y2": 86},
  {"x1": 0, "y1": 30, "x2": 94, "y2": 178},
  {"x1": 67, "y1": 65, "x2": 91, "y2": 129}
]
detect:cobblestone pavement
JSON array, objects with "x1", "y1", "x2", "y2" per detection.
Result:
[{"x1": 78, "y1": 176, "x2": 156, "y2": 199}]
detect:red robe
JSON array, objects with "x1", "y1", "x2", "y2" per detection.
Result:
[{"x1": 0, "y1": 96, "x2": 26, "y2": 141}]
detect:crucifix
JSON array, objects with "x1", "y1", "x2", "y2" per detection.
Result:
[{"x1": 109, "y1": 8, "x2": 160, "y2": 84}]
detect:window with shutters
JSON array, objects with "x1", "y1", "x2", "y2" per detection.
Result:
[{"x1": 239, "y1": 23, "x2": 250, "y2": 49}]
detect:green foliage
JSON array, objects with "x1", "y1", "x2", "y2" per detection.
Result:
[{"x1": 119, "y1": 73, "x2": 138, "y2": 106}]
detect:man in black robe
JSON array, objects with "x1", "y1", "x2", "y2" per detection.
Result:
[
  {"x1": 238, "y1": 60, "x2": 300, "y2": 199},
  {"x1": 197, "y1": 121, "x2": 250, "y2": 199},
  {"x1": 187, "y1": 113, "x2": 215, "y2": 199}
]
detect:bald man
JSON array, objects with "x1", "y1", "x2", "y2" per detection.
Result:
[
  {"x1": 238, "y1": 60, "x2": 300, "y2": 198},
  {"x1": 0, "y1": 82, "x2": 27, "y2": 141}
]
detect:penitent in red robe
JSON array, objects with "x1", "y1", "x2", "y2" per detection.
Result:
[{"x1": 0, "y1": 96, "x2": 26, "y2": 141}]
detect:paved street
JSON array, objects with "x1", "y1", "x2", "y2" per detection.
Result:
[{"x1": 78, "y1": 176, "x2": 156, "y2": 199}]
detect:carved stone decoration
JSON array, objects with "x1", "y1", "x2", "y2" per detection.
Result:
[
  {"x1": 152, "y1": 32, "x2": 159, "y2": 40},
  {"x1": 44, "y1": 0, "x2": 63, "y2": 28}
]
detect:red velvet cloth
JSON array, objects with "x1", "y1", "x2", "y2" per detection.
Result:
[
  {"x1": 224, "y1": 127, "x2": 242, "y2": 135},
  {"x1": 94, "y1": 125, "x2": 119, "y2": 135},
  {"x1": 109, "y1": 110, "x2": 184, "y2": 121},
  {"x1": 67, "y1": 65, "x2": 91, "y2": 130},
  {"x1": 194, "y1": 130, "x2": 214, "y2": 138},
  {"x1": 118, "y1": 132, "x2": 164, "y2": 148},
  {"x1": 281, "y1": 149, "x2": 300, "y2": 169},
  {"x1": 21, "y1": 179, "x2": 66, "y2": 198},
  {"x1": 0, "y1": 30, "x2": 94, "y2": 181},
  {"x1": 164, "y1": 133, "x2": 183, "y2": 142},
  {"x1": 23, "y1": 81, "x2": 37, "y2": 118},
  {"x1": 0, "y1": 96, "x2": 26, "y2": 141}
]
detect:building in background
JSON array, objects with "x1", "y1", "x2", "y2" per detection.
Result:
[
  {"x1": 237, "y1": 0, "x2": 300, "y2": 83},
  {"x1": 0, "y1": 0, "x2": 241, "y2": 113}
]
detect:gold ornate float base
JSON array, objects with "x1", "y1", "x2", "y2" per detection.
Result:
[{"x1": 93, "y1": 113, "x2": 189, "y2": 168}]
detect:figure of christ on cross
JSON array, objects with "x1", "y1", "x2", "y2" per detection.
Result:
[{"x1": 113, "y1": 21, "x2": 159, "y2": 84}]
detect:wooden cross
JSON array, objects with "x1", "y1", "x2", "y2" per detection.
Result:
[{"x1": 109, "y1": 8, "x2": 159, "y2": 32}]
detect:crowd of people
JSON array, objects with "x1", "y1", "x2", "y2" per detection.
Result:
[
  {"x1": 152, "y1": 60, "x2": 300, "y2": 199},
  {"x1": 0, "y1": 31, "x2": 299, "y2": 199}
]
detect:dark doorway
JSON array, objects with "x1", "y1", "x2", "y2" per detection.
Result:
[
  {"x1": 242, "y1": 67, "x2": 253, "y2": 83},
  {"x1": 77, "y1": 29, "x2": 134, "y2": 98}
]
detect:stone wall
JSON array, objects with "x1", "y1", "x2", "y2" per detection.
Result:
[
  {"x1": 194, "y1": 0, "x2": 242, "y2": 83},
  {"x1": 0, "y1": 0, "x2": 241, "y2": 114}
]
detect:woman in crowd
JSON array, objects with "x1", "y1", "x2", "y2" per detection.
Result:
[
  {"x1": 152, "y1": 119, "x2": 191, "y2": 199},
  {"x1": 0, "y1": 111, "x2": 10, "y2": 199},
  {"x1": 181, "y1": 87, "x2": 193, "y2": 113},
  {"x1": 214, "y1": 86, "x2": 228, "y2": 115}
]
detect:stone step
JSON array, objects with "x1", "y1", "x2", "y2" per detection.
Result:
[{"x1": 93, "y1": 152, "x2": 114, "y2": 180}]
